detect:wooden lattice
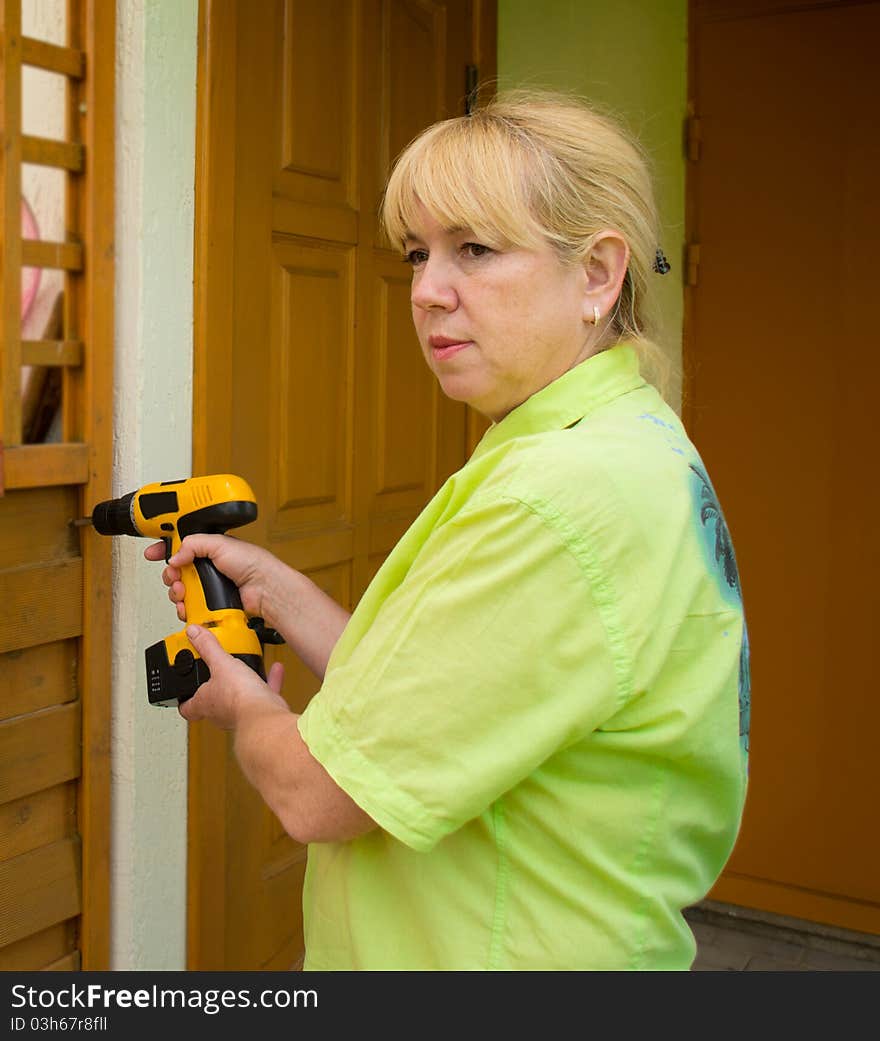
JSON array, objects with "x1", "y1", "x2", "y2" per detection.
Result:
[{"x1": 0, "y1": 0, "x2": 112, "y2": 495}]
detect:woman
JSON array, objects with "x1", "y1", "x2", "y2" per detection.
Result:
[{"x1": 148, "y1": 93, "x2": 749, "y2": 970}]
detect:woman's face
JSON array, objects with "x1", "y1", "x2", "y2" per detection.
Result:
[{"x1": 405, "y1": 205, "x2": 596, "y2": 423}]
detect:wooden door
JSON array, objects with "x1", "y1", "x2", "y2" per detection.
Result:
[
  {"x1": 686, "y1": 0, "x2": 880, "y2": 933},
  {"x1": 191, "y1": 0, "x2": 495, "y2": 970}
]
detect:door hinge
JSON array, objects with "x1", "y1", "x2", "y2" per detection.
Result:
[
  {"x1": 686, "y1": 243, "x2": 701, "y2": 287},
  {"x1": 686, "y1": 114, "x2": 702, "y2": 161},
  {"x1": 465, "y1": 65, "x2": 479, "y2": 114}
]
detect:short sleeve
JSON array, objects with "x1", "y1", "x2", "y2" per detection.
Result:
[{"x1": 297, "y1": 494, "x2": 626, "y2": 852}]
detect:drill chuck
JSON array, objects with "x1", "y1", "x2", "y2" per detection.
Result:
[{"x1": 91, "y1": 491, "x2": 139, "y2": 536}]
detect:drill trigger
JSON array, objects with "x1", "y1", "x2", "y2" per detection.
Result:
[
  {"x1": 162, "y1": 537, "x2": 173, "y2": 564},
  {"x1": 248, "y1": 617, "x2": 285, "y2": 646}
]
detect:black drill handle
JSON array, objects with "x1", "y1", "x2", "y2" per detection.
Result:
[
  {"x1": 177, "y1": 500, "x2": 257, "y2": 613},
  {"x1": 194, "y1": 557, "x2": 244, "y2": 612}
]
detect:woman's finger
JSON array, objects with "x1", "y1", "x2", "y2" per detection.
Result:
[
  {"x1": 161, "y1": 566, "x2": 181, "y2": 588},
  {"x1": 267, "y1": 661, "x2": 285, "y2": 695},
  {"x1": 166, "y1": 582, "x2": 187, "y2": 620}
]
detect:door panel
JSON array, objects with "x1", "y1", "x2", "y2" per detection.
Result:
[
  {"x1": 279, "y1": 1, "x2": 358, "y2": 204},
  {"x1": 269, "y1": 239, "x2": 356, "y2": 535},
  {"x1": 192, "y1": 0, "x2": 495, "y2": 969},
  {"x1": 687, "y1": 0, "x2": 880, "y2": 931},
  {"x1": 386, "y1": 0, "x2": 447, "y2": 167}
]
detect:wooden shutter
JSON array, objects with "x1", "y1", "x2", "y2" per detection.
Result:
[{"x1": 0, "y1": 0, "x2": 113, "y2": 969}]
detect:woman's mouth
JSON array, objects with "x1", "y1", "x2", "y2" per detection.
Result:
[{"x1": 429, "y1": 336, "x2": 473, "y2": 361}]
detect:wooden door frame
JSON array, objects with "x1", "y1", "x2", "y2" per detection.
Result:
[
  {"x1": 72, "y1": 0, "x2": 115, "y2": 971},
  {"x1": 681, "y1": 0, "x2": 698, "y2": 435},
  {"x1": 189, "y1": 0, "x2": 497, "y2": 969},
  {"x1": 188, "y1": 0, "x2": 238, "y2": 970}
]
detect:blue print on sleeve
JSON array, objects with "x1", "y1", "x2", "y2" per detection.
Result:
[{"x1": 689, "y1": 462, "x2": 751, "y2": 756}]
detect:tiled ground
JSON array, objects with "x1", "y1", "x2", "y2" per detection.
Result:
[{"x1": 685, "y1": 900, "x2": 880, "y2": 971}]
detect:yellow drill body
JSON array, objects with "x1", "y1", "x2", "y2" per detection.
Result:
[{"x1": 90, "y1": 474, "x2": 267, "y2": 705}]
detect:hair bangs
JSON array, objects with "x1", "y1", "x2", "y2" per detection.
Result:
[{"x1": 381, "y1": 119, "x2": 546, "y2": 253}]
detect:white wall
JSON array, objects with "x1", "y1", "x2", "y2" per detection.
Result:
[
  {"x1": 498, "y1": 0, "x2": 688, "y2": 409},
  {"x1": 112, "y1": 0, "x2": 198, "y2": 970}
]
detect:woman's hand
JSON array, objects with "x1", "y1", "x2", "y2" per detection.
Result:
[
  {"x1": 144, "y1": 534, "x2": 284, "y2": 627},
  {"x1": 145, "y1": 532, "x2": 352, "y2": 680},
  {"x1": 178, "y1": 623, "x2": 286, "y2": 729}
]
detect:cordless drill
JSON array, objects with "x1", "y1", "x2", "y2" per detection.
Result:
[{"x1": 86, "y1": 474, "x2": 277, "y2": 707}]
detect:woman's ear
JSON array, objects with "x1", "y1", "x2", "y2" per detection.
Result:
[{"x1": 582, "y1": 231, "x2": 630, "y2": 323}]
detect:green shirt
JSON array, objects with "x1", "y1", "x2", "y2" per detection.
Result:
[{"x1": 298, "y1": 343, "x2": 749, "y2": 970}]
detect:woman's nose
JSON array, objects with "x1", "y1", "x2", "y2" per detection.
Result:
[{"x1": 411, "y1": 257, "x2": 458, "y2": 311}]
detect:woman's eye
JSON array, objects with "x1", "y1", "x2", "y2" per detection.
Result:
[
  {"x1": 462, "y1": 242, "x2": 492, "y2": 259},
  {"x1": 403, "y1": 248, "x2": 428, "y2": 267}
]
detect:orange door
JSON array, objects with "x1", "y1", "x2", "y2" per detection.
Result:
[
  {"x1": 686, "y1": 0, "x2": 880, "y2": 932},
  {"x1": 191, "y1": 0, "x2": 495, "y2": 969}
]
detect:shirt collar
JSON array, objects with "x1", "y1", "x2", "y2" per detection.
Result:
[{"x1": 471, "y1": 343, "x2": 645, "y2": 460}]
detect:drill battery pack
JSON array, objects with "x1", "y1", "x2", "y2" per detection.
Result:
[{"x1": 145, "y1": 640, "x2": 266, "y2": 708}]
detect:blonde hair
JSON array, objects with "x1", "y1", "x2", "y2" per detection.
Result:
[{"x1": 381, "y1": 90, "x2": 672, "y2": 397}]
